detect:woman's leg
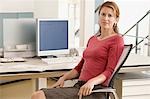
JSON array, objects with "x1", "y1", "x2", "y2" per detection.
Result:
[
  {"x1": 31, "y1": 90, "x2": 46, "y2": 99},
  {"x1": 31, "y1": 88, "x2": 105, "y2": 99}
]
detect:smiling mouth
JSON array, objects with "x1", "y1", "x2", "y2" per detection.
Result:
[{"x1": 102, "y1": 22, "x2": 109, "y2": 25}]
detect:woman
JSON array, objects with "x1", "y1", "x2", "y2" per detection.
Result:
[{"x1": 31, "y1": 1, "x2": 124, "y2": 99}]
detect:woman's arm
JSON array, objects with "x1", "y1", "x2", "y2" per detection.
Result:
[
  {"x1": 62, "y1": 69, "x2": 80, "y2": 80},
  {"x1": 50, "y1": 69, "x2": 79, "y2": 88}
]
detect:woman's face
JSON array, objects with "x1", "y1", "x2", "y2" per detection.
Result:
[{"x1": 99, "y1": 6, "x2": 118, "y2": 31}]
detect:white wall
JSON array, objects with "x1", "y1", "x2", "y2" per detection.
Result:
[
  {"x1": 0, "y1": 0, "x2": 34, "y2": 12},
  {"x1": 58, "y1": 0, "x2": 68, "y2": 19},
  {"x1": 0, "y1": 0, "x2": 59, "y2": 18},
  {"x1": 80, "y1": 0, "x2": 95, "y2": 47},
  {"x1": 34, "y1": 0, "x2": 59, "y2": 18},
  {"x1": 114, "y1": 0, "x2": 150, "y2": 35},
  {"x1": 114, "y1": 0, "x2": 150, "y2": 55},
  {"x1": 95, "y1": 0, "x2": 104, "y2": 32}
]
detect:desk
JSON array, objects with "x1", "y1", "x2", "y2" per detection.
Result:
[
  {"x1": 0, "y1": 57, "x2": 150, "y2": 99},
  {"x1": 0, "y1": 71, "x2": 66, "y2": 89},
  {"x1": 0, "y1": 58, "x2": 77, "y2": 89}
]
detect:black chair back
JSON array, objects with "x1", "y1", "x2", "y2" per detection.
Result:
[{"x1": 106, "y1": 44, "x2": 133, "y2": 87}]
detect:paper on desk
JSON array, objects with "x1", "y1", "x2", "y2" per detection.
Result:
[
  {"x1": 0, "y1": 64, "x2": 46, "y2": 73},
  {"x1": 44, "y1": 62, "x2": 77, "y2": 70},
  {"x1": 0, "y1": 62, "x2": 77, "y2": 74}
]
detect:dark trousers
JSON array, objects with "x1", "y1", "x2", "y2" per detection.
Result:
[{"x1": 41, "y1": 81, "x2": 106, "y2": 99}]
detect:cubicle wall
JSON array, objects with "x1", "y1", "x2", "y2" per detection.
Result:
[
  {"x1": 0, "y1": 12, "x2": 35, "y2": 56},
  {"x1": 3, "y1": 18, "x2": 36, "y2": 57},
  {"x1": 3, "y1": 19, "x2": 36, "y2": 48},
  {"x1": 0, "y1": 12, "x2": 33, "y2": 47}
]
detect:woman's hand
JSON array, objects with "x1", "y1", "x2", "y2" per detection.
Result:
[
  {"x1": 78, "y1": 74, "x2": 106, "y2": 96},
  {"x1": 50, "y1": 69, "x2": 79, "y2": 88},
  {"x1": 50, "y1": 77, "x2": 65, "y2": 88},
  {"x1": 78, "y1": 80, "x2": 95, "y2": 96}
]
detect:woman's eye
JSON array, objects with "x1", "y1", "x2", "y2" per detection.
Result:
[
  {"x1": 101, "y1": 13, "x2": 105, "y2": 16},
  {"x1": 108, "y1": 14, "x2": 112, "y2": 17}
]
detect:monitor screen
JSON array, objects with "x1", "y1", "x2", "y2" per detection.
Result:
[{"x1": 36, "y1": 19, "x2": 69, "y2": 57}]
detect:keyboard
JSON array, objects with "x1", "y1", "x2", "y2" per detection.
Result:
[
  {"x1": 42, "y1": 56, "x2": 81, "y2": 64},
  {"x1": 0, "y1": 57, "x2": 25, "y2": 63}
]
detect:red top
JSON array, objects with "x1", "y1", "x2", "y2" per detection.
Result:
[{"x1": 74, "y1": 34, "x2": 124, "y2": 86}]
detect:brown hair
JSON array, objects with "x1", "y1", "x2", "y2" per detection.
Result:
[{"x1": 98, "y1": 1, "x2": 120, "y2": 34}]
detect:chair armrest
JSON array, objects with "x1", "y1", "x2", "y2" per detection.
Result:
[
  {"x1": 92, "y1": 87, "x2": 116, "y2": 93},
  {"x1": 92, "y1": 87, "x2": 119, "y2": 99}
]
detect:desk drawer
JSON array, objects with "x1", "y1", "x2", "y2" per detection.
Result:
[
  {"x1": 123, "y1": 85, "x2": 150, "y2": 96},
  {"x1": 123, "y1": 79, "x2": 150, "y2": 96}
]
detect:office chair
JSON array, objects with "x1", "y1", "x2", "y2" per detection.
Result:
[
  {"x1": 88, "y1": 44, "x2": 132, "y2": 99},
  {"x1": 51, "y1": 44, "x2": 132, "y2": 99}
]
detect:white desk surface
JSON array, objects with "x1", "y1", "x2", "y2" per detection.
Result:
[
  {"x1": 0, "y1": 58, "x2": 78, "y2": 74},
  {"x1": 123, "y1": 53, "x2": 150, "y2": 67},
  {"x1": 0, "y1": 54, "x2": 150, "y2": 76},
  {"x1": 120, "y1": 54, "x2": 150, "y2": 73}
]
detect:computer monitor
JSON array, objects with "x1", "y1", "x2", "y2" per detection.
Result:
[{"x1": 36, "y1": 19, "x2": 69, "y2": 57}]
